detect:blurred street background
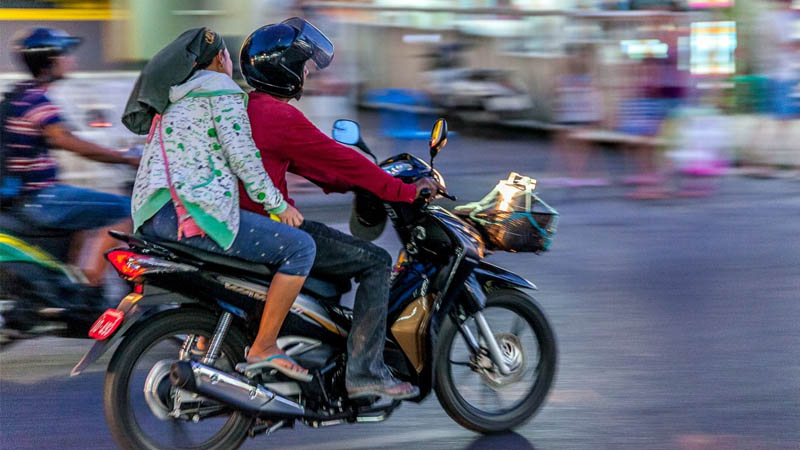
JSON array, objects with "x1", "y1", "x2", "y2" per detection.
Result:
[{"x1": 2, "y1": 0, "x2": 800, "y2": 449}]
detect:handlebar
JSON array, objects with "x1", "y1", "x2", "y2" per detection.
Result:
[{"x1": 419, "y1": 186, "x2": 457, "y2": 203}]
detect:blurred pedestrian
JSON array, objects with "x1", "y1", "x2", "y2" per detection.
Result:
[
  {"x1": 616, "y1": 56, "x2": 684, "y2": 199},
  {"x1": 664, "y1": 94, "x2": 729, "y2": 197},
  {"x1": 547, "y1": 43, "x2": 608, "y2": 188},
  {"x1": 747, "y1": 0, "x2": 800, "y2": 173},
  {"x1": 0, "y1": 28, "x2": 137, "y2": 286}
]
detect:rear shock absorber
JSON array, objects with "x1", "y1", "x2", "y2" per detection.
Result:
[{"x1": 202, "y1": 312, "x2": 232, "y2": 366}]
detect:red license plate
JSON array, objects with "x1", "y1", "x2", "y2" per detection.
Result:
[{"x1": 88, "y1": 309, "x2": 125, "y2": 340}]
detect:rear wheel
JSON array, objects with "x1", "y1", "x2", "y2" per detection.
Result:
[
  {"x1": 104, "y1": 308, "x2": 252, "y2": 450},
  {"x1": 434, "y1": 289, "x2": 556, "y2": 433}
]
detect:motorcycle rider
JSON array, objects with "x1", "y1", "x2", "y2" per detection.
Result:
[
  {"x1": 239, "y1": 18, "x2": 441, "y2": 399},
  {"x1": 0, "y1": 28, "x2": 138, "y2": 286},
  {"x1": 124, "y1": 28, "x2": 316, "y2": 381}
]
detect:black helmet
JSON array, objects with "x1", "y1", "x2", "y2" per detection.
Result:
[
  {"x1": 240, "y1": 17, "x2": 333, "y2": 99},
  {"x1": 349, "y1": 191, "x2": 387, "y2": 242},
  {"x1": 12, "y1": 28, "x2": 81, "y2": 77}
]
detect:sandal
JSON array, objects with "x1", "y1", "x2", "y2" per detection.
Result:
[{"x1": 235, "y1": 354, "x2": 313, "y2": 382}]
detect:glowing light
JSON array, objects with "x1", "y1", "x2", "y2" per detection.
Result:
[
  {"x1": 690, "y1": 21, "x2": 737, "y2": 76},
  {"x1": 497, "y1": 182, "x2": 520, "y2": 212},
  {"x1": 689, "y1": 0, "x2": 733, "y2": 7},
  {"x1": 620, "y1": 40, "x2": 669, "y2": 60}
]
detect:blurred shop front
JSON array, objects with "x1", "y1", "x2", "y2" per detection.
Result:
[
  {"x1": 4, "y1": 1, "x2": 800, "y2": 167},
  {"x1": 304, "y1": 1, "x2": 745, "y2": 123}
]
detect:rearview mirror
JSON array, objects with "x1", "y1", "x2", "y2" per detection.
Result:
[
  {"x1": 429, "y1": 118, "x2": 448, "y2": 163},
  {"x1": 332, "y1": 120, "x2": 361, "y2": 146},
  {"x1": 332, "y1": 119, "x2": 378, "y2": 164}
]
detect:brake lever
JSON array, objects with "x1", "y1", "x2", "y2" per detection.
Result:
[{"x1": 439, "y1": 191, "x2": 457, "y2": 201}]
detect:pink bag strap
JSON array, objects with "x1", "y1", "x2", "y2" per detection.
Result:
[{"x1": 153, "y1": 115, "x2": 205, "y2": 240}]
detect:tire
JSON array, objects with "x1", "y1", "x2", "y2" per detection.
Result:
[
  {"x1": 433, "y1": 289, "x2": 557, "y2": 434},
  {"x1": 103, "y1": 307, "x2": 252, "y2": 450}
]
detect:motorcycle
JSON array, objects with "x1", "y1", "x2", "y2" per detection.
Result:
[
  {"x1": 424, "y1": 43, "x2": 533, "y2": 123},
  {"x1": 70, "y1": 118, "x2": 557, "y2": 449},
  {"x1": 0, "y1": 212, "x2": 105, "y2": 344},
  {"x1": 0, "y1": 148, "x2": 140, "y2": 347}
]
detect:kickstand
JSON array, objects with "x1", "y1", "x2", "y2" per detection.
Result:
[{"x1": 248, "y1": 419, "x2": 288, "y2": 438}]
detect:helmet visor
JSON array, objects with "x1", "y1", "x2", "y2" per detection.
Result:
[
  {"x1": 282, "y1": 17, "x2": 334, "y2": 70},
  {"x1": 49, "y1": 29, "x2": 82, "y2": 53}
]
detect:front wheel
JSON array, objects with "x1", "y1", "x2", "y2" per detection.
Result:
[{"x1": 433, "y1": 289, "x2": 557, "y2": 434}]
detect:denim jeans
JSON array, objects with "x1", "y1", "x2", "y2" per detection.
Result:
[
  {"x1": 299, "y1": 220, "x2": 397, "y2": 389},
  {"x1": 13, "y1": 184, "x2": 130, "y2": 231},
  {"x1": 139, "y1": 204, "x2": 315, "y2": 277}
]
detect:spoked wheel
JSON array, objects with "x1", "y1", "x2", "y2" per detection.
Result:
[
  {"x1": 434, "y1": 289, "x2": 556, "y2": 434},
  {"x1": 104, "y1": 308, "x2": 253, "y2": 450}
]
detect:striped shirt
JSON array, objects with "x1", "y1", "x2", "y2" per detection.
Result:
[{"x1": 1, "y1": 81, "x2": 62, "y2": 193}]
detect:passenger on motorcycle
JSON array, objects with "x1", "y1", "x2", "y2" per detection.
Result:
[
  {"x1": 239, "y1": 18, "x2": 441, "y2": 399},
  {"x1": 124, "y1": 28, "x2": 316, "y2": 381},
  {"x1": 0, "y1": 28, "x2": 138, "y2": 287}
]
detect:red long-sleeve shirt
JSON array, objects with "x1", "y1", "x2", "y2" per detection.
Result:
[{"x1": 239, "y1": 92, "x2": 416, "y2": 215}]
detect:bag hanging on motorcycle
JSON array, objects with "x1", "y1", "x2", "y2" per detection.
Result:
[{"x1": 454, "y1": 172, "x2": 558, "y2": 253}]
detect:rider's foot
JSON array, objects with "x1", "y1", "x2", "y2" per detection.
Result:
[
  {"x1": 195, "y1": 336, "x2": 208, "y2": 351},
  {"x1": 347, "y1": 380, "x2": 420, "y2": 400}
]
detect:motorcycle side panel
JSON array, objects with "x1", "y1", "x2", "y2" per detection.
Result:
[
  {"x1": 0, "y1": 233, "x2": 76, "y2": 281},
  {"x1": 390, "y1": 294, "x2": 435, "y2": 373}
]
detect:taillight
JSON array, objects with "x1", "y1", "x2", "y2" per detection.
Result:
[
  {"x1": 106, "y1": 249, "x2": 197, "y2": 281},
  {"x1": 107, "y1": 250, "x2": 148, "y2": 279},
  {"x1": 88, "y1": 309, "x2": 125, "y2": 340}
]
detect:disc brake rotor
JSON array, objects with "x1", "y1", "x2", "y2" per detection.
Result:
[{"x1": 477, "y1": 333, "x2": 526, "y2": 389}]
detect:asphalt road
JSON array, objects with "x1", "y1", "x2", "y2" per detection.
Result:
[{"x1": 2, "y1": 122, "x2": 800, "y2": 450}]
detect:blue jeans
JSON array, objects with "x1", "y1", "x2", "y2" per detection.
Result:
[
  {"x1": 13, "y1": 184, "x2": 130, "y2": 230},
  {"x1": 299, "y1": 220, "x2": 397, "y2": 389},
  {"x1": 139, "y1": 204, "x2": 315, "y2": 277}
]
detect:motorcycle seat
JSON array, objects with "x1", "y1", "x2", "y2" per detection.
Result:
[
  {"x1": 0, "y1": 213, "x2": 71, "y2": 238},
  {"x1": 128, "y1": 232, "x2": 350, "y2": 299}
]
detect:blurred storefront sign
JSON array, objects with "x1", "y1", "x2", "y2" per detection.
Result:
[
  {"x1": 688, "y1": 0, "x2": 733, "y2": 8},
  {"x1": 621, "y1": 39, "x2": 669, "y2": 59},
  {"x1": 690, "y1": 21, "x2": 736, "y2": 75}
]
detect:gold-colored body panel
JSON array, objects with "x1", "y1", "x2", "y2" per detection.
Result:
[{"x1": 390, "y1": 294, "x2": 435, "y2": 373}]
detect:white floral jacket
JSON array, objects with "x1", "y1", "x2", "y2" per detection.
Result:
[{"x1": 131, "y1": 70, "x2": 286, "y2": 249}]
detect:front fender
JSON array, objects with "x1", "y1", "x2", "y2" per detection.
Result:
[
  {"x1": 473, "y1": 260, "x2": 537, "y2": 291},
  {"x1": 70, "y1": 288, "x2": 196, "y2": 376}
]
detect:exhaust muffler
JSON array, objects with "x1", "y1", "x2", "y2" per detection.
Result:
[{"x1": 170, "y1": 360, "x2": 305, "y2": 418}]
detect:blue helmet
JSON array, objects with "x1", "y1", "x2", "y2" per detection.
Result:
[{"x1": 13, "y1": 28, "x2": 81, "y2": 77}]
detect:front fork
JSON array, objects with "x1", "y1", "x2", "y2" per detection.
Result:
[{"x1": 453, "y1": 275, "x2": 512, "y2": 375}]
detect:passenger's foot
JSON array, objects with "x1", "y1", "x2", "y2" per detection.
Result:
[
  {"x1": 236, "y1": 345, "x2": 312, "y2": 382},
  {"x1": 82, "y1": 267, "x2": 106, "y2": 287},
  {"x1": 347, "y1": 380, "x2": 420, "y2": 400}
]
